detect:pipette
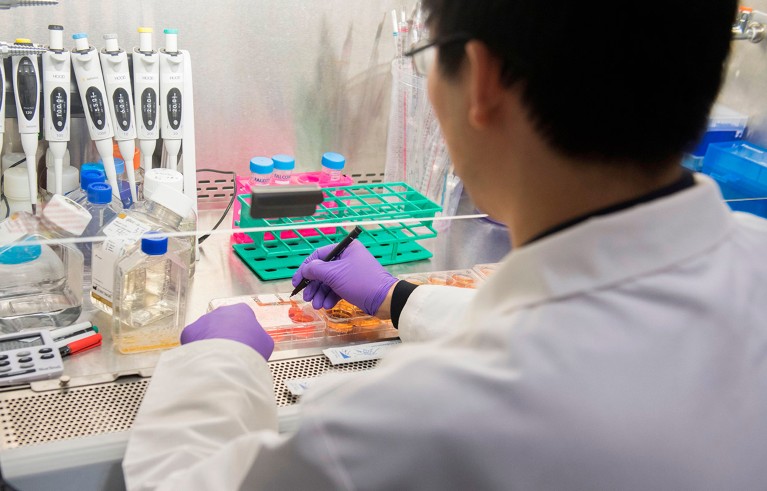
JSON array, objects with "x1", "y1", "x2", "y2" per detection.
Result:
[
  {"x1": 42, "y1": 25, "x2": 71, "y2": 195},
  {"x1": 0, "y1": 41, "x2": 47, "y2": 58},
  {"x1": 100, "y1": 33, "x2": 137, "y2": 202},
  {"x1": 11, "y1": 39, "x2": 41, "y2": 214},
  {"x1": 70, "y1": 33, "x2": 120, "y2": 202},
  {"x1": 159, "y1": 28, "x2": 184, "y2": 172},
  {"x1": 132, "y1": 27, "x2": 160, "y2": 173},
  {"x1": 0, "y1": 0, "x2": 58, "y2": 9}
]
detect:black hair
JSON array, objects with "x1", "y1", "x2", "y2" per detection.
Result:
[{"x1": 422, "y1": 0, "x2": 738, "y2": 169}]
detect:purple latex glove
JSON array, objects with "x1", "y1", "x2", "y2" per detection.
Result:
[
  {"x1": 292, "y1": 240, "x2": 398, "y2": 315},
  {"x1": 180, "y1": 303, "x2": 275, "y2": 361}
]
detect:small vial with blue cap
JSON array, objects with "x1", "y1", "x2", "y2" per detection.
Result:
[
  {"x1": 321, "y1": 152, "x2": 345, "y2": 183},
  {"x1": 272, "y1": 154, "x2": 295, "y2": 185},
  {"x1": 249, "y1": 156, "x2": 273, "y2": 187}
]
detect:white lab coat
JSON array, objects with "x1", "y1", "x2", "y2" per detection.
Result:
[{"x1": 123, "y1": 175, "x2": 767, "y2": 490}]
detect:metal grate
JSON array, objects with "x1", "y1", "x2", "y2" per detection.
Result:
[
  {"x1": 0, "y1": 355, "x2": 380, "y2": 448},
  {"x1": 0, "y1": 378, "x2": 148, "y2": 449},
  {"x1": 270, "y1": 355, "x2": 380, "y2": 407}
]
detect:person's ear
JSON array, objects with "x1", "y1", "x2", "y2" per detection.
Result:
[{"x1": 464, "y1": 41, "x2": 505, "y2": 129}]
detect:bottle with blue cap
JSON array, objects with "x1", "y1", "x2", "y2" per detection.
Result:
[
  {"x1": 66, "y1": 167, "x2": 105, "y2": 205},
  {"x1": 90, "y1": 182, "x2": 195, "y2": 315},
  {"x1": 321, "y1": 152, "x2": 345, "y2": 182},
  {"x1": 249, "y1": 156, "x2": 273, "y2": 187},
  {"x1": 112, "y1": 232, "x2": 189, "y2": 353},
  {"x1": 272, "y1": 154, "x2": 295, "y2": 185},
  {"x1": 80, "y1": 182, "x2": 122, "y2": 279}
]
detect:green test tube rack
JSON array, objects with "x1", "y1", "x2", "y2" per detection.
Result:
[{"x1": 233, "y1": 182, "x2": 442, "y2": 280}]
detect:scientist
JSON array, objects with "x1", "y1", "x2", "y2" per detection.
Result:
[{"x1": 124, "y1": 0, "x2": 767, "y2": 489}]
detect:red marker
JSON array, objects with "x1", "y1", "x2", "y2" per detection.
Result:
[{"x1": 58, "y1": 332, "x2": 102, "y2": 358}]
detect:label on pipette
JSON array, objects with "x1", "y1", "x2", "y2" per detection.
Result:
[{"x1": 323, "y1": 340, "x2": 401, "y2": 366}]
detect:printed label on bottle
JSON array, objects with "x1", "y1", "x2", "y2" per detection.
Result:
[{"x1": 91, "y1": 216, "x2": 151, "y2": 305}]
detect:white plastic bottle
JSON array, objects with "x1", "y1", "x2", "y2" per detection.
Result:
[
  {"x1": 112, "y1": 234, "x2": 188, "y2": 353},
  {"x1": 272, "y1": 154, "x2": 295, "y2": 185},
  {"x1": 2, "y1": 167, "x2": 34, "y2": 216},
  {"x1": 249, "y1": 157, "x2": 273, "y2": 186}
]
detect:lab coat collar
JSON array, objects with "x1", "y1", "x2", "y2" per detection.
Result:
[{"x1": 477, "y1": 174, "x2": 735, "y2": 313}]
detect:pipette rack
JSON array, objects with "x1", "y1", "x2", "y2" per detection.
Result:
[{"x1": 233, "y1": 181, "x2": 442, "y2": 280}]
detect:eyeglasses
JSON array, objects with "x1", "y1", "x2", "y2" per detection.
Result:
[{"x1": 404, "y1": 33, "x2": 472, "y2": 76}]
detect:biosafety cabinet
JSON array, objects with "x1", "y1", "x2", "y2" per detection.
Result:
[{"x1": 0, "y1": 1, "x2": 766, "y2": 490}]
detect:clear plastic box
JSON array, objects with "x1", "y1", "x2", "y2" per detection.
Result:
[
  {"x1": 689, "y1": 104, "x2": 749, "y2": 157},
  {"x1": 207, "y1": 293, "x2": 325, "y2": 348},
  {"x1": 397, "y1": 269, "x2": 482, "y2": 288},
  {"x1": 472, "y1": 263, "x2": 500, "y2": 280},
  {"x1": 319, "y1": 300, "x2": 390, "y2": 335}
]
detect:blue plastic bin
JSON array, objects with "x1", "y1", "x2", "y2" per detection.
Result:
[
  {"x1": 702, "y1": 141, "x2": 767, "y2": 218},
  {"x1": 688, "y1": 104, "x2": 748, "y2": 157}
]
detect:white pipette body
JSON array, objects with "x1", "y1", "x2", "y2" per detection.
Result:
[
  {"x1": 11, "y1": 43, "x2": 41, "y2": 213},
  {"x1": 100, "y1": 33, "x2": 137, "y2": 202},
  {"x1": 42, "y1": 25, "x2": 71, "y2": 195},
  {"x1": 159, "y1": 29, "x2": 184, "y2": 172},
  {"x1": 132, "y1": 27, "x2": 160, "y2": 172},
  {"x1": 70, "y1": 33, "x2": 119, "y2": 201}
]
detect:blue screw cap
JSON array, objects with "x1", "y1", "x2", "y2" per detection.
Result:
[
  {"x1": 250, "y1": 157, "x2": 274, "y2": 174},
  {"x1": 72, "y1": 33, "x2": 88, "y2": 40},
  {"x1": 321, "y1": 152, "x2": 345, "y2": 170},
  {"x1": 141, "y1": 233, "x2": 168, "y2": 256},
  {"x1": 164, "y1": 28, "x2": 179, "y2": 34},
  {"x1": 272, "y1": 154, "x2": 296, "y2": 170},
  {"x1": 80, "y1": 169, "x2": 106, "y2": 191},
  {"x1": 87, "y1": 182, "x2": 112, "y2": 205},
  {"x1": 81, "y1": 162, "x2": 105, "y2": 175}
]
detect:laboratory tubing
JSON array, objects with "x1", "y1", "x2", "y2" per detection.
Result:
[
  {"x1": 100, "y1": 33, "x2": 138, "y2": 202},
  {"x1": 90, "y1": 185, "x2": 194, "y2": 314},
  {"x1": 133, "y1": 27, "x2": 160, "y2": 172},
  {"x1": 159, "y1": 28, "x2": 184, "y2": 171},
  {"x1": 0, "y1": 236, "x2": 83, "y2": 332},
  {"x1": 67, "y1": 168, "x2": 106, "y2": 205},
  {"x1": 42, "y1": 25, "x2": 71, "y2": 196},
  {"x1": 321, "y1": 152, "x2": 346, "y2": 182},
  {"x1": 272, "y1": 154, "x2": 295, "y2": 185},
  {"x1": 11, "y1": 39, "x2": 42, "y2": 214},
  {"x1": 71, "y1": 33, "x2": 119, "y2": 201},
  {"x1": 112, "y1": 233, "x2": 189, "y2": 353},
  {"x1": 249, "y1": 157, "x2": 273, "y2": 186}
]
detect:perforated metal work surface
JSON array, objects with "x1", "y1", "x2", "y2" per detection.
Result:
[
  {"x1": 0, "y1": 378, "x2": 148, "y2": 450},
  {"x1": 271, "y1": 356, "x2": 380, "y2": 407},
  {"x1": 0, "y1": 355, "x2": 379, "y2": 449}
]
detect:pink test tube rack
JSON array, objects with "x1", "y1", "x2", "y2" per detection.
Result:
[{"x1": 231, "y1": 172, "x2": 355, "y2": 244}]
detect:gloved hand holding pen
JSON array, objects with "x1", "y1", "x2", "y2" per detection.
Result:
[{"x1": 293, "y1": 240, "x2": 399, "y2": 316}]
